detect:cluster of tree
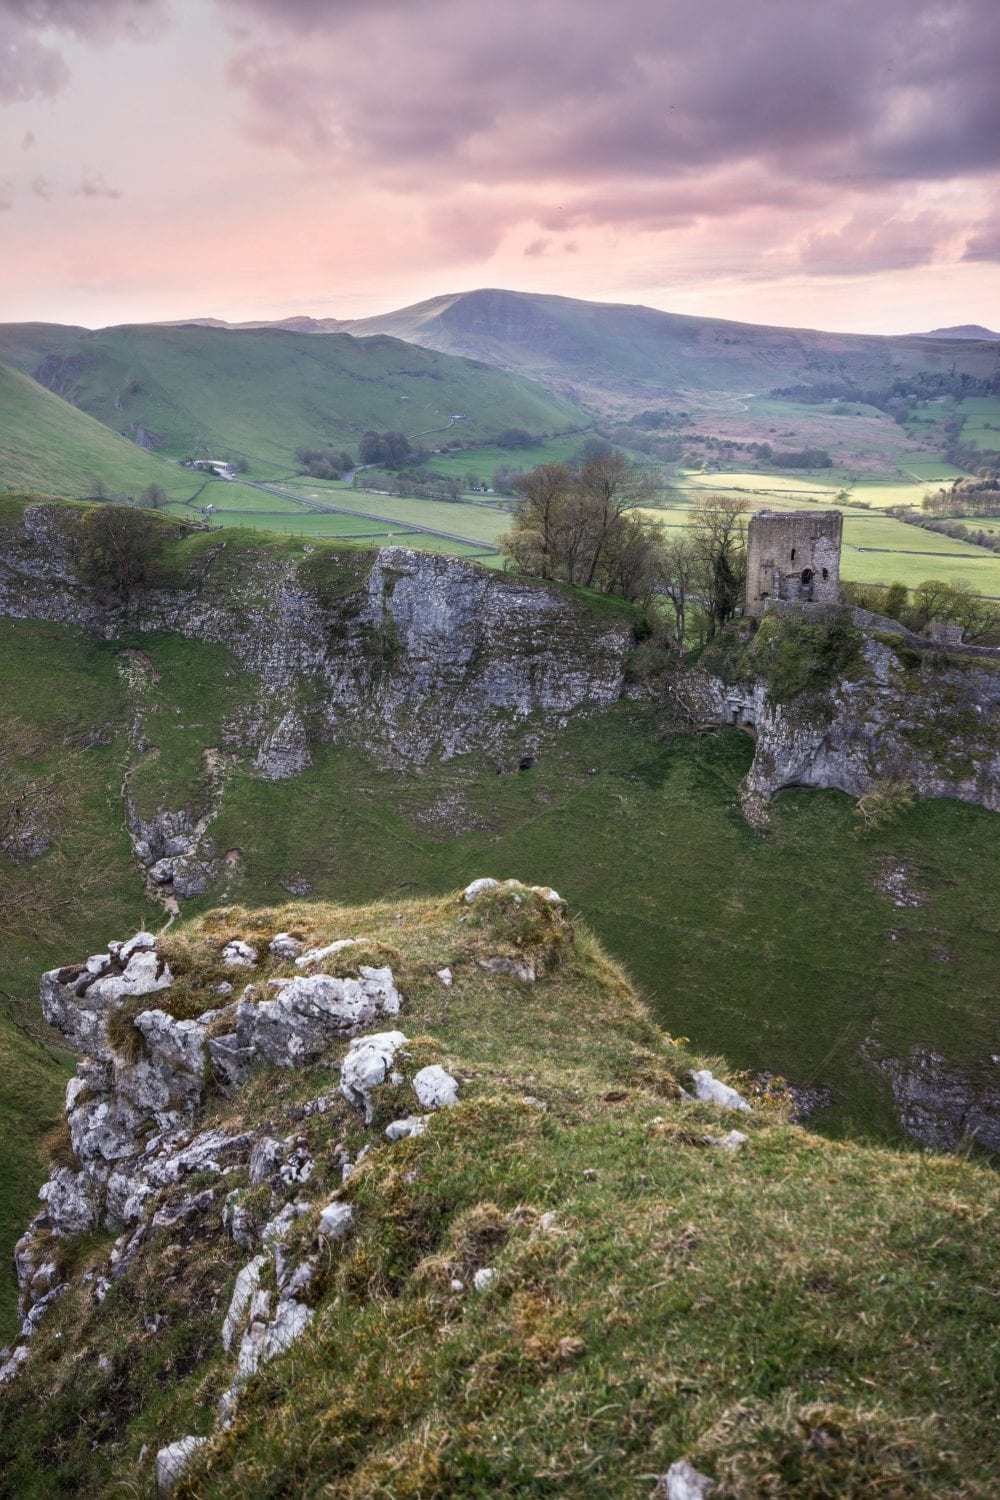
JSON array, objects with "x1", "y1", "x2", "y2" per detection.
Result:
[
  {"x1": 502, "y1": 453, "x2": 660, "y2": 597},
  {"x1": 494, "y1": 428, "x2": 538, "y2": 449},
  {"x1": 295, "y1": 446, "x2": 354, "y2": 480},
  {"x1": 921, "y1": 477, "x2": 1000, "y2": 518},
  {"x1": 771, "y1": 371, "x2": 1000, "y2": 409},
  {"x1": 358, "y1": 431, "x2": 419, "y2": 468},
  {"x1": 842, "y1": 577, "x2": 999, "y2": 642},
  {"x1": 657, "y1": 498, "x2": 749, "y2": 643},
  {"x1": 503, "y1": 453, "x2": 750, "y2": 641},
  {"x1": 138, "y1": 484, "x2": 169, "y2": 509},
  {"x1": 769, "y1": 447, "x2": 833, "y2": 469},
  {"x1": 492, "y1": 464, "x2": 527, "y2": 496},
  {"x1": 890, "y1": 507, "x2": 1000, "y2": 554},
  {"x1": 630, "y1": 408, "x2": 693, "y2": 430}
]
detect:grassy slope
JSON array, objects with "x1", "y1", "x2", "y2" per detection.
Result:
[
  {"x1": 1, "y1": 888, "x2": 998, "y2": 1497},
  {"x1": 2, "y1": 512, "x2": 999, "y2": 1339},
  {"x1": 0, "y1": 361, "x2": 197, "y2": 500},
  {"x1": 0, "y1": 324, "x2": 588, "y2": 477},
  {"x1": 0, "y1": 619, "x2": 160, "y2": 1340},
  {"x1": 204, "y1": 714, "x2": 1000, "y2": 1148}
]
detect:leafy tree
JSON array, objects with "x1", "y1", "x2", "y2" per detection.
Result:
[
  {"x1": 139, "y1": 484, "x2": 167, "y2": 509},
  {"x1": 76, "y1": 505, "x2": 165, "y2": 602},
  {"x1": 296, "y1": 446, "x2": 354, "y2": 480},
  {"x1": 495, "y1": 428, "x2": 535, "y2": 449},
  {"x1": 359, "y1": 431, "x2": 413, "y2": 468}
]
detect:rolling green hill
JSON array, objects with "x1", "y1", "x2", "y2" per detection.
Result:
[
  {"x1": 345, "y1": 288, "x2": 1000, "y2": 409},
  {"x1": 0, "y1": 323, "x2": 588, "y2": 479},
  {"x1": 0, "y1": 361, "x2": 198, "y2": 499}
]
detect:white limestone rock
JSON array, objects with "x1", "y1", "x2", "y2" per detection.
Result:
[
  {"x1": 462, "y1": 878, "x2": 499, "y2": 903},
  {"x1": 531, "y1": 885, "x2": 564, "y2": 905},
  {"x1": 478, "y1": 955, "x2": 536, "y2": 983},
  {"x1": 40, "y1": 941, "x2": 172, "y2": 1054},
  {"x1": 690, "y1": 1070, "x2": 751, "y2": 1114},
  {"x1": 38, "y1": 1166, "x2": 101, "y2": 1236},
  {"x1": 340, "y1": 1030, "x2": 409, "y2": 1122},
  {"x1": 655, "y1": 1459, "x2": 717, "y2": 1499},
  {"x1": 711, "y1": 1130, "x2": 749, "y2": 1152},
  {"x1": 0, "y1": 1344, "x2": 30, "y2": 1386},
  {"x1": 223, "y1": 1190, "x2": 256, "y2": 1249},
  {"x1": 222, "y1": 940, "x2": 258, "y2": 969},
  {"x1": 295, "y1": 938, "x2": 358, "y2": 968},
  {"x1": 436, "y1": 967, "x2": 453, "y2": 987},
  {"x1": 237, "y1": 1298, "x2": 313, "y2": 1381},
  {"x1": 249, "y1": 1136, "x2": 284, "y2": 1186},
  {"x1": 20, "y1": 1282, "x2": 67, "y2": 1339},
  {"x1": 473, "y1": 1267, "x2": 496, "y2": 1292},
  {"x1": 412, "y1": 1064, "x2": 459, "y2": 1111},
  {"x1": 385, "y1": 1115, "x2": 428, "y2": 1141},
  {"x1": 279, "y1": 1142, "x2": 315, "y2": 1186},
  {"x1": 223, "y1": 1254, "x2": 268, "y2": 1350},
  {"x1": 234, "y1": 967, "x2": 402, "y2": 1069},
  {"x1": 155, "y1": 1436, "x2": 209, "y2": 1496},
  {"x1": 261, "y1": 1200, "x2": 311, "y2": 1248},
  {"x1": 317, "y1": 1202, "x2": 354, "y2": 1242},
  {"x1": 269, "y1": 932, "x2": 304, "y2": 958}
]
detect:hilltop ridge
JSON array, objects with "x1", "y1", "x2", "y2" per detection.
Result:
[{"x1": 1, "y1": 880, "x2": 998, "y2": 1497}]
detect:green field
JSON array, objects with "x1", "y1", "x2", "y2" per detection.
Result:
[
  {"x1": 958, "y1": 395, "x2": 1000, "y2": 451},
  {"x1": 423, "y1": 435, "x2": 592, "y2": 482},
  {"x1": 644, "y1": 467, "x2": 1000, "y2": 592},
  {"x1": 161, "y1": 476, "x2": 512, "y2": 556}
]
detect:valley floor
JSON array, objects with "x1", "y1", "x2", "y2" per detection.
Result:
[{"x1": 3, "y1": 615, "x2": 1000, "y2": 1344}]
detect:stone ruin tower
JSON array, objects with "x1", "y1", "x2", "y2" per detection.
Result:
[{"x1": 746, "y1": 509, "x2": 843, "y2": 617}]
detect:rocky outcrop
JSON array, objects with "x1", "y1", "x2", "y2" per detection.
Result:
[
  {"x1": 864, "y1": 1042, "x2": 1000, "y2": 1154},
  {"x1": 1, "y1": 905, "x2": 474, "y2": 1469},
  {"x1": 0, "y1": 506, "x2": 634, "y2": 767},
  {"x1": 1, "y1": 921, "x2": 451, "y2": 1402},
  {"x1": 677, "y1": 617, "x2": 1000, "y2": 818}
]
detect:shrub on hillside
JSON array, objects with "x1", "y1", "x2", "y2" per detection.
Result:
[{"x1": 75, "y1": 504, "x2": 166, "y2": 602}]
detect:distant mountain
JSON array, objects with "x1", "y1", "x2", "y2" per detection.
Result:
[
  {"x1": 0, "y1": 359, "x2": 195, "y2": 499},
  {"x1": 914, "y1": 324, "x2": 1000, "y2": 341},
  {"x1": 340, "y1": 289, "x2": 1000, "y2": 409},
  {"x1": 0, "y1": 322, "x2": 586, "y2": 476}
]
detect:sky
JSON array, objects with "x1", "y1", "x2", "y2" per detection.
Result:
[{"x1": 0, "y1": 0, "x2": 998, "y2": 334}]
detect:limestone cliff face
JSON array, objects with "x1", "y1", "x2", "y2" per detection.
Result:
[
  {"x1": 679, "y1": 625, "x2": 1000, "y2": 817},
  {"x1": 0, "y1": 505, "x2": 633, "y2": 766}
]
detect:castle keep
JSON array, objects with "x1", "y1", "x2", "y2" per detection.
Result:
[{"x1": 746, "y1": 509, "x2": 843, "y2": 617}]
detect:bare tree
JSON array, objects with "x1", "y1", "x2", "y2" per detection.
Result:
[
  {"x1": 690, "y1": 496, "x2": 749, "y2": 635},
  {"x1": 504, "y1": 462, "x2": 574, "y2": 579},
  {"x1": 577, "y1": 453, "x2": 658, "y2": 588},
  {"x1": 660, "y1": 533, "x2": 699, "y2": 644}
]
